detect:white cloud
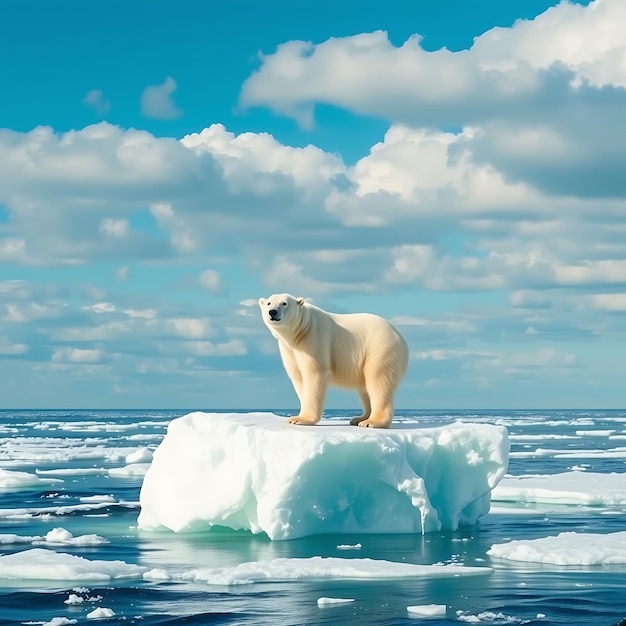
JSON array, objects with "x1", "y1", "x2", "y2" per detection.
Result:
[
  {"x1": 588, "y1": 294, "x2": 626, "y2": 312},
  {"x1": 2, "y1": 118, "x2": 626, "y2": 304},
  {"x1": 240, "y1": 0, "x2": 626, "y2": 199},
  {"x1": 52, "y1": 347, "x2": 105, "y2": 364},
  {"x1": 167, "y1": 318, "x2": 214, "y2": 339},
  {"x1": 240, "y1": 0, "x2": 626, "y2": 124},
  {"x1": 100, "y1": 218, "x2": 130, "y2": 238},
  {"x1": 124, "y1": 309, "x2": 156, "y2": 319},
  {"x1": 199, "y1": 269, "x2": 224, "y2": 295},
  {"x1": 184, "y1": 339, "x2": 247, "y2": 356},
  {"x1": 140, "y1": 76, "x2": 182, "y2": 119},
  {"x1": 85, "y1": 302, "x2": 116, "y2": 314},
  {"x1": 0, "y1": 340, "x2": 28, "y2": 355},
  {"x1": 83, "y1": 89, "x2": 111, "y2": 115}
]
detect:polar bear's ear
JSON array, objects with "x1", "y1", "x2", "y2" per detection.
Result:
[
  {"x1": 296, "y1": 297, "x2": 305, "y2": 306},
  {"x1": 259, "y1": 298, "x2": 266, "y2": 307}
]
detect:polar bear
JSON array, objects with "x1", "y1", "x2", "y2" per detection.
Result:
[{"x1": 259, "y1": 293, "x2": 409, "y2": 428}]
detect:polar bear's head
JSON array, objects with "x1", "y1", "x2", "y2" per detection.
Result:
[{"x1": 259, "y1": 293, "x2": 305, "y2": 327}]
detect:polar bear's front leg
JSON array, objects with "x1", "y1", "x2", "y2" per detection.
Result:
[
  {"x1": 287, "y1": 356, "x2": 329, "y2": 425},
  {"x1": 278, "y1": 341, "x2": 304, "y2": 402}
]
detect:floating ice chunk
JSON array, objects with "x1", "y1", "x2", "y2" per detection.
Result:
[
  {"x1": 457, "y1": 611, "x2": 523, "y2": 623},
  {"x1": 0, "y1": 533, "x2": 39, "y2": 544},
  {"x1": 492, "y1": 471, "x2": 626, "y2": 506},
  {"x1": 109, "y1": 463, "x2": 151, "y2": 478},
  {"x1": 0, "y1": 468, "x2": 62, "y2": 491},
  {"x1": 407, "y1": 604, "x2": 446, "y2": 617},
  {"x1": 42, "y1": 618, "x2": 77, "y2": 626},
  {"x1": 0, "y1": 500, "x2": 139, "y2": 520},
  {"x1": 64, "y1": 590, "x2": 102, "y2": 604},
  {"x1": 64, "y1": 593, "x2": 85, "y2": 605},
  {"x1": 35, "y1": 527, "x2": 109, "y2": 546},
  {"x1": 138, "y1": 412, "x2": 509, "y2": 540},
  {"x1": 337, "y1": 543, "x2": 362, "y2": 550},
  {"x1": 37, "y1": 468, "x2": 107, "y2": 477},
  {"x1": 125, "y1": 447, "x2": 153, "y2": 463},
  {"x1": 143, "y1": 568, "x2": 172, "y2": 581},
  {"x1": 86, "y1": 607, "x2": 116, "y2": 619},
  {"x1": 179, "y1": 556, "x2": 491, "y2": 586},
  {"x1": 511, "y1": 447, "x2": 626, "y2": 459},
  {"x1": 0, "y1": 548, "x2": 147, "y2": 581},
  {"x1": 488, "y1": 530, "x2": 626, "y2": 565},
  {"x1": 79, "y1": 495, "x2": 116, "y2": 503},
  {"x1": 575, "y1": 430, "x2": 615, "y2": 436},
  {"x1": 317, "y1": 597, "x2": 355, "y2": 606}
]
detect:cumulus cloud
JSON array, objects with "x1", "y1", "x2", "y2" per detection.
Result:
[
  {"x1": 2, "y1": 119, "x2": 625, "y2": 299},
  {"x1": 140, "y1": 76, "x2": 182, "y2": 119},
  {"x1": 240, "y1": 0, "x2": 626, "y2": 198},
  {"x1": 83, "y1": 89, "x2": 111, "y2": 115},
  {"x1": 241, "y1": 0, "x2": 626, "y2": 124}
]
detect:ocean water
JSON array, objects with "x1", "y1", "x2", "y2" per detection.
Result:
[{"x1": 0, "y1": 409, "x2": 625, "y2": 626}]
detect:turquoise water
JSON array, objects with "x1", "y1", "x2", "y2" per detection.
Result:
[{"x1": 0, "y1": 409, "x2": 625, "y2": 625}]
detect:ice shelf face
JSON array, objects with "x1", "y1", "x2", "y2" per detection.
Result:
[{"x1": 137, "y1": 412, "x2": 509, "y2": 540}]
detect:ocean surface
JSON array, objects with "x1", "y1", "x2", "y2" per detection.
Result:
[{"x1": 0, "y1": 409, "x2": 625, "y2": 626}]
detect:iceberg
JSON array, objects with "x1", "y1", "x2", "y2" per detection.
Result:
[{"x1": 138, "y1": 412, "x2": 509, "y2": 540}]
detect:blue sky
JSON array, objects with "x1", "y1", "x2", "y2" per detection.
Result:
[{"x1": 5, "y1": 0, "x2": 626, "y2": 410}]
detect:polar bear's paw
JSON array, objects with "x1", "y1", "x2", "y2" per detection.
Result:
[
  {"x1": 349, "y1": 415, "x2": 368, "y2": 426},
  {"x1": 287, "y1": 415, "x2": 319, "y2": 426},
  {"x1": 355, "y1": 417, "x2": 391, "y2": 429}
]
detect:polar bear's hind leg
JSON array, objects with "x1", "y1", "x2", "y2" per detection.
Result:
[
  {"x1": 355, "y1": 364, "x2": 395, "y2": 429},
  {"x1": 349, "y1": 387, "x2": 372, "y2": 426}
]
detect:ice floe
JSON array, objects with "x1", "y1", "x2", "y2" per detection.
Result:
[
  {"x1": 175, "y1": 557, "x2": 492, "y2": 585},
  {"x1": 407, "y1": 604, "x2": 446, "y2": 618},
  {"x1": 492, "y1": 471, "x2": 626, "y2": 506},
  {"x1": 317, "y1": 597, "x2": 355, "y2": 606},
  {"x1": 0, "y1": 548, "x2": 146, "y2": 581},
  {"x1": 488, "y1": 530, "x2": 626, "y2": 566},
  {"x1": 0, "y1": 468, "x2": 62, "y2": 491}
]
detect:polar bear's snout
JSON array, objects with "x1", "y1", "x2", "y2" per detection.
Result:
[{"x1": 268, "y1": 308, "x2": 281, "y2": 322}]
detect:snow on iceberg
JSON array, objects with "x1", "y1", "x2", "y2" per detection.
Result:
[
  {"x1": 138, "y1": 412, "x2": 509, "y2": 540},
  {"x1": 488, "y1": 530, "x2": 626, "y2": 566},
  {"x1": 492, "y1": 471, "x2": 626, "y2": 506}
]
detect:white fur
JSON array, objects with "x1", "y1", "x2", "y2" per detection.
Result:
[{"x1": 259, "y1": 293, "x2": 409, "y2": 428}]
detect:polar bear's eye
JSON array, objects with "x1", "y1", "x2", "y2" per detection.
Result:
[{"x1": 282, "y1": 301, "x2": 288, "y2": 306}]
